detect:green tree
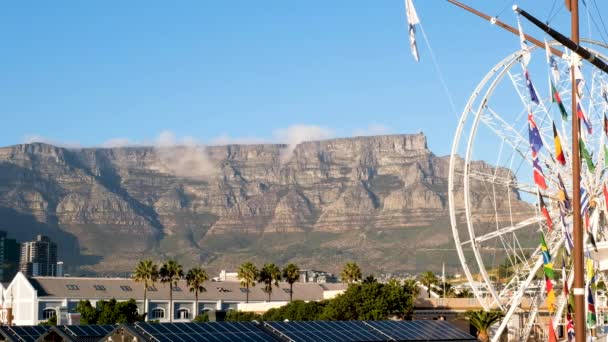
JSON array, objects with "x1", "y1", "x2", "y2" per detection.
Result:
[
  {"x1": 192, "y1": 313, "x2": 209, "y2": 322},
  {"x1": 419, "y1": 271, "x2": 438, "y2": 298},
  {"x1": 38, "y1": 315, "x2": 57, "y2": 326},
  {"x1": 465, "y1": 310, "x2": 504, "y2": 342},
  {"x1": 282, "y1": 264, "x2": 300, "y2": 302},
  {"x1": 237, "y1": 262, "x2": 259, "y2": 303},
  {"x1": 456, "y1": 288, "x2": 474, "y2": 298},
  {"x1": 225, "y1": 310, "x2": 263, "y2": 322},
  {"x1": 362, "y1": 275, "x2": 377, "y2": 284},
  {"x1": 340, "y1": 262, "x2": 362, "y2": 284},
  {"x1": 186, "y1": 266, "x2": 209, "y2": 317},
  {"x1": 262, "y1": 300, "x2": 328, "y2": 321},
  {"x1": 160, "y1": 259, "x2": 184, "y2": 322},
  {"x1": 438, "y1": 281, "x2": 456, "y2": 297},
  {"x1": 75, "y1": 300, "x2": 99, "y2": 324},
  {"x1": 133, "y1": 259, "x2": 159, "y2": 318},
  {"x1": 259, "y1": 263, "x2": 281, "y2": 301}
]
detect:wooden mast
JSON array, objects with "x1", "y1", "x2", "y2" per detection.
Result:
[{"x1": 568, "y1": 0, "x2": 586, "y2": 340}]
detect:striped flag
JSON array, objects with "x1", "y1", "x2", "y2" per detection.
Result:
[
  {"x1": 588, "y1": 284, "x2": 597, "y2": 328},
  {"x1": 545, "y1": 39, "x2": 560, "y2": 83},
  {"x1": 575, "y1": 65, "x2": 585, "y2": 98},
  {"x1": 581, "y1": 185, "x2": 590, "y2": 216},
  {"x1": 577, "y1": 100, "x2": 592, "y2": 134},
  {"x1": 525, "y1": 69, "x2": 540, "y2": 104},
  {"x1": 551, "y1": 82, "x2": 568, "y2": 120},
  {"x1": 604, "y1": 113, "x2": 608, "y2": 135},
  {"x1": 545, "y1": 275, "x2": 555, "y2": 313},
  {"x1": 566, "y1": 313, "x2": 575, "y2": 341},
  {"x1": 557, "y1": 173, "x2": 571, "y2": 210},
  {"x1": 553, "y1": 122, "x2": 566, "y2": 165},
  {"x1": 533, "y1": 155, "x2": 547, "y2": 189},
  {"x1": 538, "y1": 193, "x2": 553, "y2": 230},
  {"x1": 518, "y1": 17, "x2": 531, "y2": 67},
  {"x1": 404, "y1": 0, "x2": 420, "y2": 62}
]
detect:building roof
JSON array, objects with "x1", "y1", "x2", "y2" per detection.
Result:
[{"x1": 27, "y1": 276, "x2": 346, "y2": 302}]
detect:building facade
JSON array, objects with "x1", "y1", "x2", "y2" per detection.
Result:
[
  {"x1": 0, "y1": 231, "x2": 20, "y2": 283},
  {"x1": 19, "y1": 235, "x2": 58, "y2": 277},
  {"x1": 2, "y1": 273, "x2": 346, "y2": 325}
]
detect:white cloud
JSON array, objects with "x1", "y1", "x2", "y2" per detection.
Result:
[
  {"x1": 152, "y1": 130, "x2": 216, "y2": 179},
  {"x1": 273, "y1": 124, "x2": 335, "y2": 162}
]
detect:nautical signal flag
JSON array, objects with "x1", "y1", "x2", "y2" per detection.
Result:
[
  {"x1": 533, "y1": 155, "x2": 547, "y2": 189},
  {"x1": 566, "y1": 313, "x2": 575, "y2": 342},
  {"x1": 548, "y1": 322, "x2": 558, "y2": 342},
  {"x1": 552, "y1": 122, "x2": 565, "y2": 165},
  {"x1": 604, "y1": 113, "x2": 608, "y2": 136},
  {"x1": 528, "y1": 113, "x2": 543, "y2": 153},
  {"x1": 545, "y1": 39, "x2": 560, "y2": 83},
  {"x1": 588, "y1": 284, "x2": 597, "y2": 328},
  {"x1": 579, "y1": 138, "x2": 595, "y2": 173},
  {"x1": 538, "y1": 193, "x2": 553, "y2": 230},
  {"x1": 577, "y1": 100, "x2": 592, "y2": 134},
  {"x1": 545, "y1": 275, "x2": 555, "y2": 313},
  {"x1": 404, "y1": 0, "x2": 420, "y2": 62},
  {"x1": 581, "y1": 185, "x2": 590, "y2": 217},
  {"x1": 551, "y1": 82, "x2": 568, "y2": 120},
  {"x1": 557, "y1": 173, "x2": 571, "y2": 210},
  {"x1": 525, "y1": 69, "x2": 540, "y2": 104},
  {"x1": 540, "y1": 234, "x2": 554, "y2": 280}
]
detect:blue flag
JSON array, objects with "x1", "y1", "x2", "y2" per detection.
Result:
[
  {"x1": 528, "y1": 113, "x2": 543, "y2": 153},
  {"x1": 525, "y1": 69, "x2": 539, "y2": 104}
]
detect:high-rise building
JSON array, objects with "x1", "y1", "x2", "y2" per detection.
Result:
[
  {"x1": 19, "y1": 235, "x2": 58, "y2": 277},
  {"x1": 0, "y1": 231, "x2": 20, "y2": 282}
]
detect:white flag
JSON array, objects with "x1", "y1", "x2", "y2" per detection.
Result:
[
  {"x1": 405, "y1": 0, "x2": 420, "y2": 62},
  {"x1": 517, "y1": 17, "x2": 531, "y2": 67},
  {"x1": 545, "y1": 39, "x2": 560, "y2": 83}
]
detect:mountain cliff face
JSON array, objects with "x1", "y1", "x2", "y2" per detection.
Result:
[{"x1": 0, "y1": 134, "x2": 531, "y2": 275}]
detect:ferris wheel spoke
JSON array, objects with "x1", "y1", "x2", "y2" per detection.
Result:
[{"x1": 469, "y1": 217, "x2": 543, "y2": 245}]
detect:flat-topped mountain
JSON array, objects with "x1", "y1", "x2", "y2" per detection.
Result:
[{"x1": 0, "y1": 134, "x2": 530, "y2": 275}]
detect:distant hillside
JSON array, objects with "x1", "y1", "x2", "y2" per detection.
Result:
[{"x1": 0, "y1": 133, "x2": 531, "y2": 275}]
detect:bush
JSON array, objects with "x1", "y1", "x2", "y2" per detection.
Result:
[
  {"x1": 225, "y1": 310, "x2": 262, "y2": 322},
  {"x1": 192, "y1": 313, "x2": 209, "y2": 322},
  {"x1": 75, "y1": 299, "x2": 144, "y2": 325},
  {"x1": 262, "y1": 300, "x2": 328, "y2": 321}
]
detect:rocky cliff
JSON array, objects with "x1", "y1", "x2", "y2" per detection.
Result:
[{"x1": 0, "y1": 134, "x2": 531, "y2": 275}]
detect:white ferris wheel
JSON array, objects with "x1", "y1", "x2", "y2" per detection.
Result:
[{"x1": 448, "y1": 39, "x2": 608, "y2": 340}]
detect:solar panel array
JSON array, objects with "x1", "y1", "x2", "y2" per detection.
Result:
[
  {"x1": 365, "y1": 320, "x2": 477, "y2": 341},
  {"x1": 134, "y1": 322, "x2": 278, "y2": 342},
  {"x1": 0, "y1": 325, "x2": 48, "y2": 342},
  {"x1": 61, "y1": 324, "x2": 116, "y2": 337},
  {"x1": 264, "y1": 321, "x2": 387, "y2": 342}
]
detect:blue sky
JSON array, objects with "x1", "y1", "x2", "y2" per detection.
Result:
[{"x1": 1, "y1": 1, "x2": 605, "y2": 155}]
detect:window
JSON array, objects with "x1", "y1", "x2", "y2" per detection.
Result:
[
  {"x1": 150, "y1": 308, "x2": 164, "y2": 319},
  {"x1": 120, "y1": 286, "x2": 133, "y2": 291},
  {"x1": 42, "y1": 308, "x2": 56, "y2": 319},
  {"x1": 176, "y1": 308, "x2": 190, "y2": 319},
  {"x1": 172, "y1": 286, "x2": 182, "y2": 292},
  {"x1": 93, "y1": 285, "x2": 106, "y2": 291},
  {"x1": 239, "y1": 288, "x2": 249, "y2": 293},
  {"x1": 148, "y1": 286, "x2": 158, "y2": 292},
  {"x1": 66, "y1": 284, "x2": 79, "y2": 290}
]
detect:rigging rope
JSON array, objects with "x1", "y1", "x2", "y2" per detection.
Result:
[{"x1": 417, "y1": 22, "x2": 461, "y2": 121}]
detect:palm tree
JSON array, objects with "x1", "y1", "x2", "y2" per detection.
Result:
[
  {"x1": 133, "y1": 259, "x2": 159, "y2": 319},
  {"x1": 186, "y1": 267, "x2": 208, "y2": 318},
  {"x1": 160, "y1": 260, "x2": 184, "y2": 322},
  {"x1": 464, "y1": 310, "x2": 504, "y2": 342},
  {"x1": 258, "y1": 263, "x2": 281, "y2": 302},
  {"x1": 340, "y1": 262, "x2": 362, "y2": 284},
  {"x1": 237, "y1": 262, "x2": 258, "y2": 303},
  {"x1": 282, "y1": 264, "x2": 300, "y2": 301},
  {"x1": 419, "y1": 271, "x2": 438, "y2": 298}
]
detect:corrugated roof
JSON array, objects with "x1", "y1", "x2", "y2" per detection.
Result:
[{"x1": 28, "y1": 277, "x2": 346, "y2": 302}]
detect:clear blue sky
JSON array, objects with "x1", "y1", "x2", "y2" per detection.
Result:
[{"x1": 1, "y1": 1, "x2": 605, "y2": 155}]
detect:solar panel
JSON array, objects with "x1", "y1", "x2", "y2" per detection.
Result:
[
  {"x1": 6, "y1": 325, "x2": 49, "y2": 342},
  {"x1": 264, "y1": 321, "x2": 388, "y2": 342},
  {"x1": 134, "y1": 321, "x2": 278, "y2": 342},
  {"x1": 364, "y1": 320, "x2": 476, "y2": 341},
  {"x1": 62, "y1": 325, "x2": 116, "y2": 337}
]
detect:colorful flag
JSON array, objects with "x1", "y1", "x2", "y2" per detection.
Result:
[
  {"x1": 604, "y1": 183, "x2": 608, "y2": 213},
  {"x1": 540, "y1": 234, "x2": 554, "y2": 279},
  {"x1": 564, "y1": 225, "x2": 574, "y2": 256},
  {"x1": 551, "y1": 81, "x2": 568, "y2": 120},
  {"x1": 518, "y1": 17, "x2": 531, "y2": 67},
  {"x1": 603, "y1": 84, "x2": 608, "y2": 104},
  {"x1": 533, "y1": 155, "x2": 547, "y2": 189},
  {"x1": 577, "y1": 101, "x2": 592, "y2": 134},
  {"x1": 528, "y1": 113, "x2": 543, "y2": 153},
  {"x1": 538, "y1": 193, "x2": 553, "y2": 230},
  {"x1": 545, "y1": 39, "x2": 560, "y2": 83},
  {"x1": 575, "y1": 65, "x2": 585, "y2": 98},
  {"x1": 553, "y1": 122, "x2": 566, "y2": 165},
  {"x1": 604, "y1": 113, "x2": 608, "y2": 135},
  {"x1": 586, "y1": 255, "x2": 595, "y2": 284},
  {"x1": 588, "y1": 284, "x2": 597, "y2": 328},
  {"x1": 548, "y1": 322, "x2": 558, "y2": 342},
  {"x1": 404, "y1": 0, "x2": 420, "y2": 62},
  {"x1": 579, "y1": 138, "x2": 595, "y2": 172},
  {"x1": 566, "y1": 312, "x2": 575, "y2": 341},
  {"x1": 557, "y1": 173, "x2": 571, "y2": 210},
  {"x1": 525, "y1": 69, "x2": 539, "y2": 104},
  {"x1": 581, "y1": 185, "x2": 590, "y2": 216},
  {"x1": 562, "y1": 259, "x2": 568, "y2": 297},
  {"x1": 545, "y1": 275, "x2": 555, "y2": 313},
  {"x1": 605, "y1": 145, "x2": 608, "y2": 168}
]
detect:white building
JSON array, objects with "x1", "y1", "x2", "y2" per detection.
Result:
[{"x1": 2, "y1": 272, "x2": 346, "y2": 325}]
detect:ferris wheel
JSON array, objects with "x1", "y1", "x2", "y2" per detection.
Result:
[{"x1": 448, "y1": 39, "x2": 608, "y2": 340}]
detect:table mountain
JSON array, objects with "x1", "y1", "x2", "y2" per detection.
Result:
[{"x1": 0, "y1": 133, "x2": 530, "y2": 275}]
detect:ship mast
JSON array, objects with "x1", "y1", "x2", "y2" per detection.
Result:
[{"x1": 567, "y1": 1, "x2": 585, "y2": 341}]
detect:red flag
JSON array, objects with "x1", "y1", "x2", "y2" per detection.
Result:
[
  {"x1": 604, "y1": 113, "x2": 608, "y2": 136},
  {"x1": 553, "y1": 122, "x2": 566, "y2": 165},
  {"x1": 604, "y1": 183, "x2": 608, "y2": 212},
  {"x1": 533, "y1": 154, "x2": 547, "y2": 189},
  {"x1": 538, "y1": 193, "x2": 553, "y2": 230},
  {"x1": 548, "y1": 322, "x2": 558, "y2": 342}
]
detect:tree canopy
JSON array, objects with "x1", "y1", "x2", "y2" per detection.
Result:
[{"x1": 75, "y1": 299, "x2": 143, "y2": 325}]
